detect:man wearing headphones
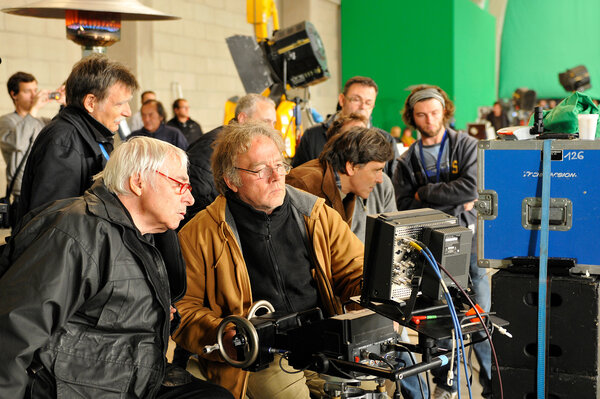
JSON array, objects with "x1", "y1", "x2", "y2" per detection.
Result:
[{"x1": 392, "y1": 85, "x2": 491, "y2": 399}]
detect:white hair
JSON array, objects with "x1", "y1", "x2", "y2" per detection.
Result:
[{"x1": 94, "y1": 136, "x2": 188, "y2": 195}]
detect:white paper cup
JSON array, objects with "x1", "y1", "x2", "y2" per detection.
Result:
[{"x1": 578, "y1": 114, "x2": 599, "y2": 140}]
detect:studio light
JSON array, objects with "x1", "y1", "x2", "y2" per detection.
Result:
[{"x1": 559, "y1": 65, "x2": 591, "y2": 92}]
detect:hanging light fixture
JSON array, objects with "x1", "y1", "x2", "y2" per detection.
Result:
[{"x1": 2, "y1": 0, "x2": 179, "y2": 54}]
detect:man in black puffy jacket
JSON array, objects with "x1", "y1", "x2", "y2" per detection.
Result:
[
  {"x1": 17, "y1": 54, "x2": 138, "y2": 221},
  {"x1": 0, "y1": 137, "x2": 233, "y2": 399}
]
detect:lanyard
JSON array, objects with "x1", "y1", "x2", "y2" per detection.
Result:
[
  {"x1": 418, "y1": 130, "x2": 448, "y2": 183},
  {"x1": 98, "y1": 143, "x2": 110, "y2": 161}
]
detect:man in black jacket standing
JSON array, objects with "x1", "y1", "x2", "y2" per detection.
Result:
[
  {"x1": 17, "y1": 54, "x2": 138, "y2": 221},
  {"x1": 183, "y1": 93, "x2": 276, "y2": 225},
  {"x1": 168, "y1": 98, "x2": 203, "y2": 145},
  {"x1": 0, "y1": 137, "x2": 233, "y2": 399},
  {"x1": 292, "y1": 76, "x2": 399, "y2": 177}
]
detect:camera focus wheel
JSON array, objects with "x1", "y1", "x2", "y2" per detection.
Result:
[{"x1": 216, "y1": 315, "x2": 259, "y2": 368}]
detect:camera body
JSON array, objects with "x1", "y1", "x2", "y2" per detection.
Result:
[{"x1": 48, "y1": 92, "x2": 61, "y2": 100}]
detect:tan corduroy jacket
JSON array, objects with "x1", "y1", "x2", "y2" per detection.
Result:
[{"x1": 173, "y1": 185, "x2": 364, "y2": 398}]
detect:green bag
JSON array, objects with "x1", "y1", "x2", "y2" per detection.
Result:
[{"x1": 529, "y1": 91, "x2": 600, "y2": 136}]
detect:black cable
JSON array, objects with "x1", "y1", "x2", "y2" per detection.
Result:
[
  {"x1": 394, "y1": 343, "x2": 426, "y2": 399},
  {"x1": 328, "y1": 359, "x2": 357, "y2": 380},
  {"x1": 426, "y1": 371, "x2": 432, "y2": 399},
  {"x1": 278, "y1": 352, "x2": 309, "y2": 374},
  {"x1": 467, "y1": 340, "x2": 475, "y2": 389},
  {"x1": 365, "y1": 352, "x2": 403, "y2": 399},
  {"x1": 366, "y1": 353, "x2": 402, "y2": 399}
]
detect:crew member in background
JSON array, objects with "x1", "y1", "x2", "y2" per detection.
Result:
[
  {"x1": 182, "y1": 93, "x2": 276, "y2": 224},
  {"x1": 129, "y1": 90, "x2": 156, "y2": 131},
  {"x1": 393, "y1": 84, "x2": 491, "y2": 399},
  {"x1": 0, "y1": 72, "x2": 63, "y2": 227},
  {"x1": 486, "y1": 101, "x2": 510, "y2": 132},
  {"x1": 401, "y1": 128, "x2": 416, "y2": 147},
  {"x1": 292, "y1": 76, "x2": 399, "y2": 177},
  {"x1": 130, "y1": 99, "x2": 188, "y2": 150},
  {"x1": 168, "y1": 98, "x2": 203, "y2": 145},
  {"x1": 389, "y1": 125, "x2": 401, "y2": 142}
]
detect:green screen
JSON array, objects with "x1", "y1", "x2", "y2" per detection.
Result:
[
  {"x1": 341, "y1": 0, "x2": 496, "y2": 131},
  {"x1": 499, "y1": 0, "x2": 600, "y2": 100}
]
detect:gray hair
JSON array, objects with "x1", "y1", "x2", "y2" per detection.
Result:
[
  {"x1": 95, "y1": 136, "x2": 188, "y2": 195},
  {"x1": 212, "y1": 122, "x2": 285, "y2": 195},
  {"x1": 234, "y1": 93, "x2": 276, "y2": 119}
]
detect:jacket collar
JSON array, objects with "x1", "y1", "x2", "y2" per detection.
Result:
[
  {"x1": 57, "y1": 106, "x2": 115, "y2": 164},
  {"x1": 60, "y1": 105, "x2": 115, "y2": 143},
  {"x1": 321, "y1": 162, "x2": 354, "y2": 222},
  {"x1": 85, "y1": 179, "x2": 138, "y2": 231},
  {"x1": 85, "y1": 179, "x2": 187, "y2": 302},
  {"x1": 141, "y1": 123, "x2": 167, "y2": 135},
  {"x1": 206, "y1": 185, "x2": 321, "y2": 227}
]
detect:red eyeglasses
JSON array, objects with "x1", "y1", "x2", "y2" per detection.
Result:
[{"x1": 156, "y1": 171, "x2": 192, "y2": 194}]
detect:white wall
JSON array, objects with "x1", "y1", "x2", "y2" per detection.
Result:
[
  {"x1": 0, "y1": 0, "x2": 341, "y2": 130},
  {"x1": 0, "y1": 0, "x2": 341, "y2": 196}
]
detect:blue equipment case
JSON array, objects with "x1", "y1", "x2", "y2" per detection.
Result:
[{"x1": 476, "y1": 139, "x2": 600, "y2": 273}]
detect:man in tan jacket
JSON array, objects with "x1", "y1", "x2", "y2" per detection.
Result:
[{"x1": 173, "y1": 122, "x2": 364, "y2": 399}]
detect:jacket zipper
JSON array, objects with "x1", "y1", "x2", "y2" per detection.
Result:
[{"x1": 265, "y1": 217, "x2": 294, "y2": 313}]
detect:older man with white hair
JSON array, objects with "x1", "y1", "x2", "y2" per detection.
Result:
[{"x1": 0, "y1": 137, "x2": 233, "y2": 399}]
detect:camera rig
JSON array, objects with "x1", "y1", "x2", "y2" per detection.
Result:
[
  {"x1": 205, "y1": 304, "x2": 451, "y2": 398},
  {"x1": 204, "y1": 210, "x2": 508, "y2": 398}
]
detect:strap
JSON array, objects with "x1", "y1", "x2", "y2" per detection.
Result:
[
  {"x1": 6, "y1": 135, "x2": 35, "y2": 198},
  {"x1": 537, "y1": 139, "x2": 552, "y2": 399}
]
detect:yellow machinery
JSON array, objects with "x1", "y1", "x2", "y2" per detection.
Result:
[
  {"x1": 224, "y1": 0, "x2": 329, "y2": 159},
  {"x1": 247, "y1": 0, "x2": 279, "y2": 42}
]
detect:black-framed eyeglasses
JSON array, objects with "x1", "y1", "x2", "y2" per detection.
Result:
[
  {"x1": 235, "y1": 163, "x2": 291, "y2": 180},
  {"x1": 156, "y1": 171, "x2": 192, "y2": 194}
]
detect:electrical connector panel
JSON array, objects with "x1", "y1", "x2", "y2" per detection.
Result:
[{"x1": 362, "y1": 209, "x2": 461, "y2": 309}]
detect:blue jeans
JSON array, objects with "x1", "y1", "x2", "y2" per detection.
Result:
[
  {"x1": 430, "y1": 251, "x2": 492, "y2": 396},
  {"x1": 397, "y1": 328, "x2": 429, "y2": 399}
]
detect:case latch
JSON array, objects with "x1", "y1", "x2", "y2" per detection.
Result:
[{"x1": 475, "y1": 190, "x2": 498, "y2": 220}]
